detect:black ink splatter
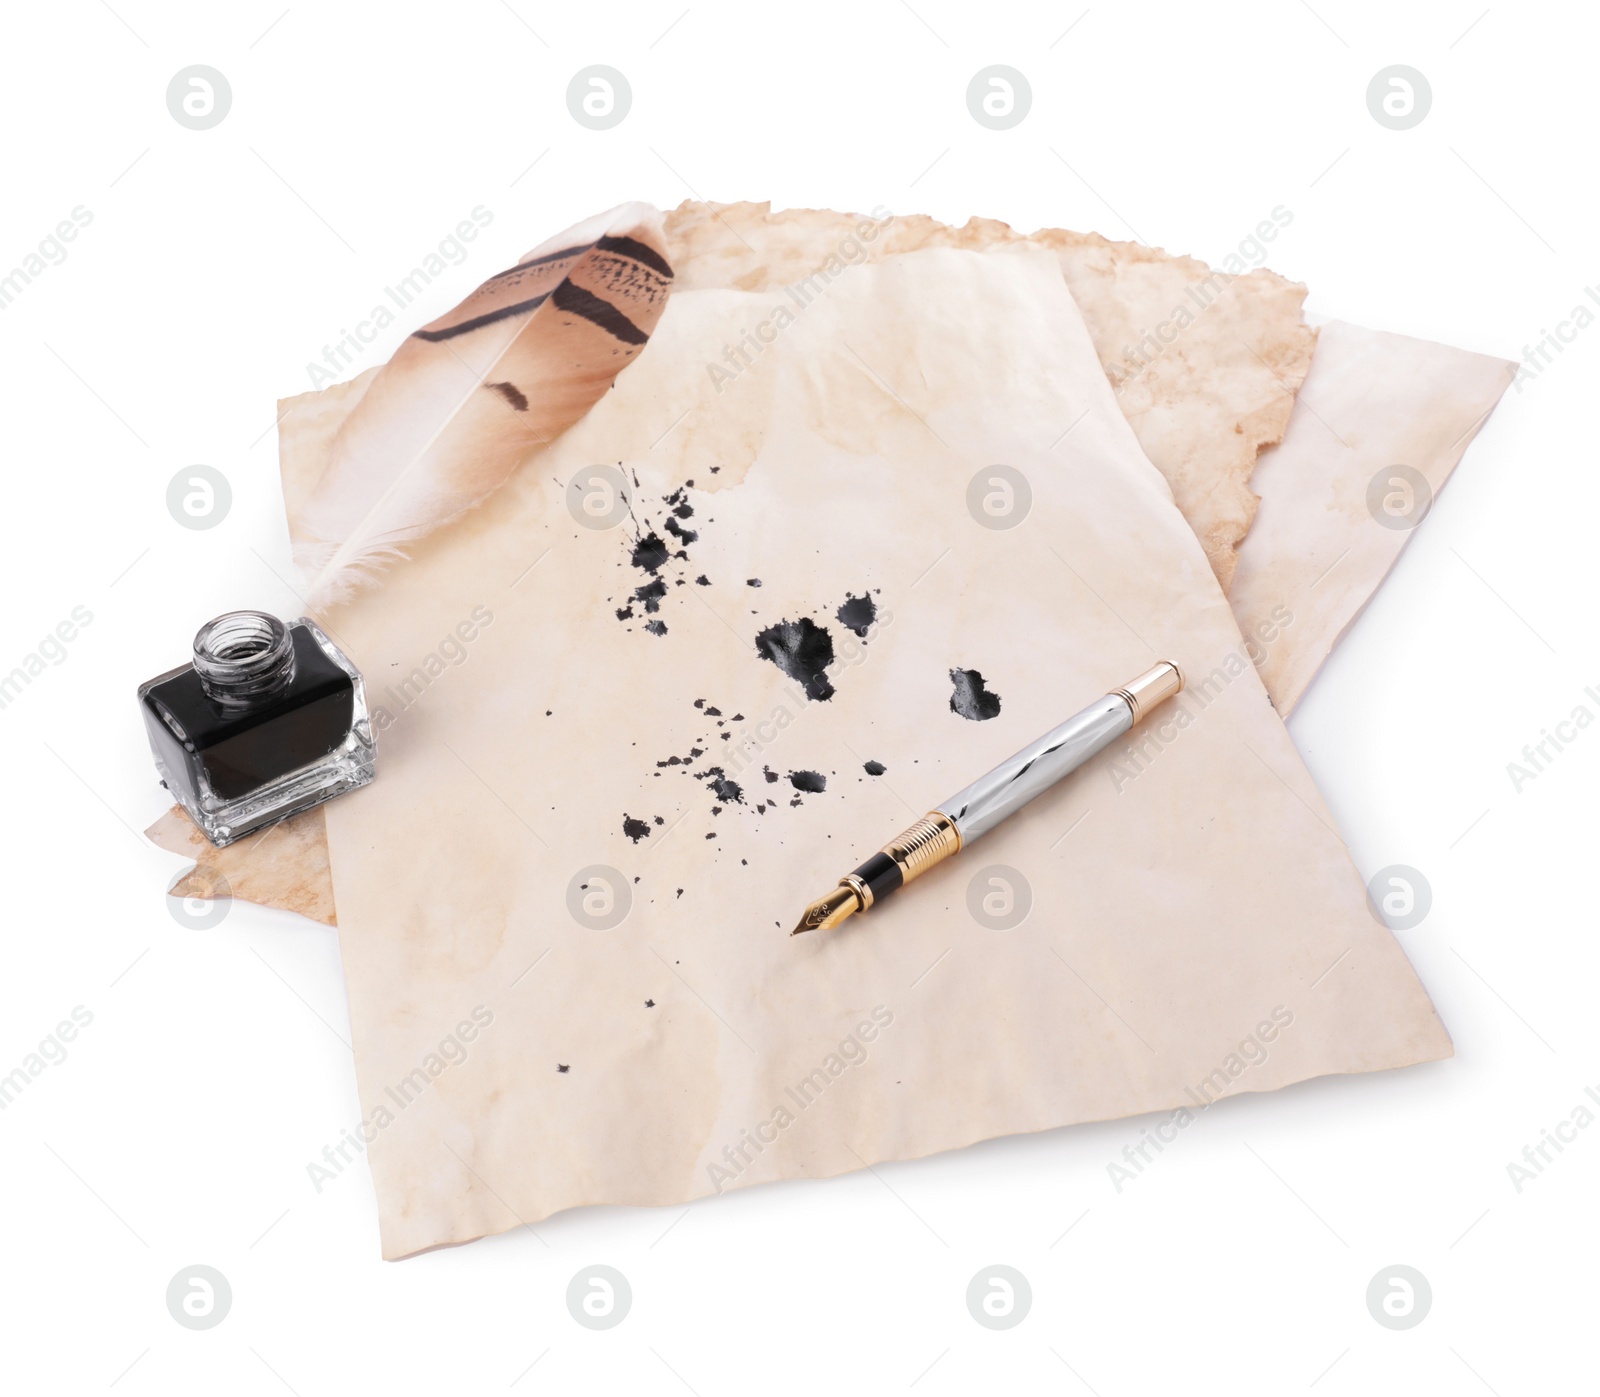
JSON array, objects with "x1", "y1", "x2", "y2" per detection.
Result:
[
  {"x1": 486, "y1": 381, "x2": 528, "y2": 411},
  {"x1": 710, "y1": 775, "x2": 743, "y2": 804},
  {"x1": 664, "y1": 516, "x2": 698, "y2": 545},
  {"x1": 632, "y1": 578, "x2": 667, "y2": 613},
  {"x1": 631, "y1": 532, "x2": 670, "y2": 573},
  {"x1": 644, "y1": 619, "x2": 667, "y2": 637},
  {"x1": 789, "y1": 770, "x2": 827, "y2": 793},
  {"x1": 764, "y1": 766, "x2": 779, "y2": 784},
  {"x1": 646, "y1": 999, "x2": 656, "y2": 1007},
  {"x1": 622, "y1": 815, "x2": 651, "y2": 842},
  {"x1": 747, "y1": 578, "x2": 762, "y2": 587},
  {"x1": 695, "y1": 575, "x2": 711, "y2": 586},
  {"x1": 557, "y1": 1063, "x2": 570, "y2": 1073},
  {"x1": 836, "y1": 593, "x2": 877, "y2": 638},
  {"x1": 949, "y1": 668, "x2": 1002, "y2": 721},
  {"x1": 754, "y1": 618, "x2": 836, "y2": 702},
  {"x1": 864, "y1": 760, "x2": 886, "y2": 775}
]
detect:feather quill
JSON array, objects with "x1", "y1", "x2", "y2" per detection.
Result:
[{"x1": 296, "y1": 201, "x2": 674, "y2": 609}]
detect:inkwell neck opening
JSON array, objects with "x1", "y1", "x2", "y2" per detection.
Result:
[{"x1": 193, "y1": 611, "x2": 297, "y2": 708}]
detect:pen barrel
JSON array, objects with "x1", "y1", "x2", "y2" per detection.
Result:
[{"x1": 936, "y1": 693, "x2": 1133, "y2": 843}]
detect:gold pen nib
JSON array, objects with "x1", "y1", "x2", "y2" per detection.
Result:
[{"x1": 791, "y1": 883, "x2": 861, "y2": 935}]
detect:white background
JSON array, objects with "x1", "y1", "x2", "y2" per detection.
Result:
[{"x1": 0, "y1": 1, "x2": 1594, "y2": 1392}]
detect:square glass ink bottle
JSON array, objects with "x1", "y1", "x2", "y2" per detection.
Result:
[{"x1": 138, "y1": 611, "x2": 376, "y2": 846}]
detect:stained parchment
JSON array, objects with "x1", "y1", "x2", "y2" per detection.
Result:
[
  {"x1": 663, "y1": 201, "x2": 1318, "y2": 591},
  {"x1": 304, "y1": 248, "x2": 1447, "y2": 1257},
  {"x1": 146, "y1": 804, "x2": 335, "y2": 925},
  {"x1": 1231, "y1": 320, "x2": 1515, "y2": 711}
]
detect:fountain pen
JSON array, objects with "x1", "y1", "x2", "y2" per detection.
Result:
[{"x1": 791, "y1": 662, "x2": 1183, "y2": 935}]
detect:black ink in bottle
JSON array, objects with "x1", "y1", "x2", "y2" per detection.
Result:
[{"x1": 137, "y1": 611, "x2": 376, "y2": 846}]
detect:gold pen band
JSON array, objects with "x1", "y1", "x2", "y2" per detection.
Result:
[{"x1": 884, "y1": 810, "x2": 962, "y2": 884}]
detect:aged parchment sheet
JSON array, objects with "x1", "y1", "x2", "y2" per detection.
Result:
[
  {"x1": 1231, "y1": 320, "x2": 1515, "y2": 712},
  {"x1": 299, "y1": 248, "x2": 1448, "y2": 1257},
  {"x1": 663, "y1": 201, "x2": 1318, "y2": 592}
]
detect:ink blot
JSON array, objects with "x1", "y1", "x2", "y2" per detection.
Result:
[
  {"x1": 557, "y1": 1063, "x2": 570, "y2": 1073},
  {"x1": 789, "y1": 770, "x2": 827, "y2": 793},
  {"x1": 695, "y1": 575, "x2": 711, "y2": 586},
  {"x1": 664, "y1": 516, "x2": 698, "y2": 545},
  {"x1": 747, "y1": 578, "x2": 762, "y2": 587},
  {"x1": 836, "y1": 593, "x2": 877, "y2": 638},
  {"x1": 710, "y1": 776, "x2": 743, "y2": 804},
  {"x1": 622, "y1": 816, "x2": 651, "y2": 842},
  {"x1": 949, "y1": 668, "x2": 1002, "y2": 721},
  {"x1": 633, "y1": 578, "x2": 667, "y2": 613},
  {"x1": 754, "y1": 618, "x2": 836, "y2": 702},
  {"x1": 863, "y1": 760, "x2": 886, "y2": 775},
  {"x1": 632, "y1": 532, "x2": 670, "y2": 572},
  {"x1": 763, "y1": 766, "x2": 779, "y2": 784},
  {"x1": 644, "y1": 620, "x2": 667, "y2": 637}
]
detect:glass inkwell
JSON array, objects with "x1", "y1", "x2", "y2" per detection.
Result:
[{"x1": 138, "y1": 611, "x2": 376, "y2": 846}]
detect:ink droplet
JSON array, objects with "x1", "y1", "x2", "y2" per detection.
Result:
[
  {"x1": 836, "y1": 593, "x2": 877, "y2": 638},
  {"x1": 622, "y1": 816, "x2": 651, "y2": 842},
  {"x1": 864, "y1": 760, "x2": 886, "y2": 775},
  {"x1": 949, "y1": 668, "x2": 1002, "y2": 721},
  {"x1": 632, "y1": 532, "x2": 670, "y2": 572},
  {"x1": 789, "y1": 770, "x2": 827, "y2": 793},
  {"x1": 754, "y1": 618, "x2": 836, "y2": 702},
  {"x1": 633, "y1": 578, "x2": 667, "y2": 613}
]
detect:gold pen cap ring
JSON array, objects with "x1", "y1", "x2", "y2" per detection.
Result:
[{"x1": 1115, "y1": 661, "x2": 1183, "y2": 723}]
